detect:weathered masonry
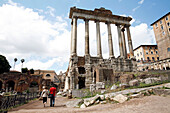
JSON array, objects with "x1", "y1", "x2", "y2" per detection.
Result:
[{"x1": 64, "y1": 7, "x2": 136, "y2": 91}]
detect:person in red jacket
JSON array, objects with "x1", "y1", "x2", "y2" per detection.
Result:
[{"x1": 49, "y1": 86, "x2": 56, "y2": 107}]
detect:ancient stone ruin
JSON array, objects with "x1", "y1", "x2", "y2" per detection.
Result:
[{"x1": 64, "y1": 7, "x2": 137, "y2": 91}]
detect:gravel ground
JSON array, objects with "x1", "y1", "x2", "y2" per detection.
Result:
[{"x1": 9, "y1": 95, "x2": 170, "y2": 113}]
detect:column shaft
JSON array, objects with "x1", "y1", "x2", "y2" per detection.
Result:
[
  {"x1": 85, "y1": 19, "x2": 90, "y2": 56},
  {"x1": 107, "y1": 22, "x2": 114, "y2": 58},
  {"x1": 96, "y1": 21, "x2": 102, "y2": 58},
  {"x1": 72, "y1": 17, "x2": 77, "y2": 56},
  {"x1": 121, "y1": 28, "x2": 127, "y2": 59},
  {"x1": 126, "y1": 26, "x2": 134, "y2": 58},
  {"x1": 70, "y1": 20, "x2": 73, "y2": 55},
  {"x1": 116, "y1": 24, "x2": 124, "y2": 58}
]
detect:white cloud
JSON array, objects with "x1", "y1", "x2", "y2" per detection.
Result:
[
  {"x1": 138, "y1": 0, "x2": 144, "y2": 4},
  {"x1": 132, "y1": 6, "x2": 140, "y2": 12},
  {"x1": 45, "y1": 6, "x2": 55, "y2": 17},
  {"x1": 0, "y1": 2, "x2": 70, "y2": 72}
]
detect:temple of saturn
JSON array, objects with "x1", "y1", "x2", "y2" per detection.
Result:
[{"x1": 64, "y1": 7, "x2": 137, "y2": 90}]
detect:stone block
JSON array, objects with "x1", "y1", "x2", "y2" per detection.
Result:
[
  {"x1": 110, "y1": 84, "x2": 118, "y2": 90},
  {"x1": 129, "y1": 79, "x2": 139, "y2": 87},
  {"x1": 66, "y1": 99, "x2": 83, "y2": 108},
  {"x1": 164, "y1": 83, "x2": 170, "y2": 88},
  {"x1": 80, "y1": 104, "x2": 86, "y2": 108},
  {"x1": 113, "y1": 94, "x2": 128, "y2": 103}
]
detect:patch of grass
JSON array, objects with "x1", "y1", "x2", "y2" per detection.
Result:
[
  {"x1": 128, "y1": 80, "x2": 170, "y2": 89},
  {"x1": 162, "y1": 86, "x2": 170, "y2": 89}
]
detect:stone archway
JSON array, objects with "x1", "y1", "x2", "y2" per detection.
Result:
[{"x1": 6, "y1": 80, "x2": 15, "y2": 91}]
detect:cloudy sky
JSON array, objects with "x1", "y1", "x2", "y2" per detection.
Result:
[{"x1": 0, "y1": 0, "x2": 169, "y2": 74}]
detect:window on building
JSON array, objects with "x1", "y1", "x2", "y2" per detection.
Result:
[
  {"x1": 156, "y1": 51, "x2": 158, "y2": 54},
  {"x1": 155, "y1": 23, "x2": 158, "y2": 27},
  {"x1": 160, "y1": 20, "x2": 162, "y2": 24},
  {"x1": 161, "y1": 25, "x2": 163, "y2": 30},
  {"x1": 46, "y1": 74, "x2": 51, "y2": 77},
  {"x1": 157, "y1": 57, "x2": 159, "y2": 61},
  {"x1": 147, "y1": 57, "x2": 150, "y2": 61},
  {"x1": 146, "y1": 51, "x2": 148, "y2": 54},
  {"x1": 168, "y1": 48, "x2": 170, "y2": 52},
  {"x1": 140, "y1": 52, "x2": 142, "y2": 55},
  {"x1": 151, "y1": 51, "x2": 153, "y2": 54},
  {"x1": 152, "y1": 57, "x2": 155, "y2": 61},
  {"x1": 163, "y1": 31, "x2": 165, "y2": 35},
  {"x1": 166, "y1": 16, "x2": 168, "y2": 21},
  {"x1": 137, "y1": 53, "x2": 139, "y2": 56},
  {"x1": 145, "y1": 46, "x2": 147, "y2": 49},
  {"x1": 168, "y1": 22, "x2": 170, "y2": 26},
  {"x1": 169, "y1": 28, "x2": 170, "y2": 32},
  {"x1": 150, "y1": 47, "x2": 152, "y2": 49}
]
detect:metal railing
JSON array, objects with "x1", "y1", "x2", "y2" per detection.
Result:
[{"x1": 0, "y1": 93, "x2": 38, "y2": 111}]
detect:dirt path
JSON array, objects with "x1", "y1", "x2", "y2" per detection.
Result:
[{"x1": 9, "y1": 95, "x2": 170, "y2": 113}]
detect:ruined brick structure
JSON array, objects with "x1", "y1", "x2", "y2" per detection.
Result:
[
  {"x1": 64, "y1": 7, "x2": 137, "y2": 91},
  {"x1": 0, "y1": 71, "x2": 47, "y2": 92}
]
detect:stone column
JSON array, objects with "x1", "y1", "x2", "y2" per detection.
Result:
[
  {"x1": 96, "y1": 20, "x2": 102, "y2": 58},
  {"x1": 121, "y1": 27, "x2": 127, "y2": 59},
  {"x1": 64, "y1": 76, "x2": 69, "y2": 92},
  {"x1": 70, "y1": 75, "x2": 73, "y2": 89},
  {"x1": 70, "y1": 20, "x2": 73, "y2": 55},
  {"x1": 85, "y1": 19, "x2": 90, "y2": 56},
  {"x1": 126, "y1": 25, "x2": 134, "y2": 58},
  {"x1": 106, "y1": 22, "x2": 114, "y2": 58},
  {"x1": 72, "y1": 17, "x2": 78, "y2": 56},
  {"x1": 116, "y1": 24, "x2": 124, "y2": 58}
]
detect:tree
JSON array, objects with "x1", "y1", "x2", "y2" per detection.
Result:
[
  {"x1": 21, "y1": 67, "x2": 28, "y2": 73},
  {"x1": 21, "y1": 59, "x2": 25, "y2": 68},
  {"x1": 13, "y1": 58, "x2": 17, "y2": 70},
  {"x1": 0, "y1": 55, "x2": 11, "y2": 74},
  {"x1": 30, "y1": 68, "x2": 34, "y2": 74}
]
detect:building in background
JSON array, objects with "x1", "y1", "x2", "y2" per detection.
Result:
[
  {"x1": 33, "y1": 70, "x2": 60, "y2": 89},
  {"x1": 134, "y1": 45, "x2": 159, "y2": 62},
  {"x1": 151, "y1": 12, "x2": 170, "y2": 60},
  {"x1": 133, "y1": 45, "x2": 159, "y2": 71},
  {"x1": 149, "y1": 12, "x2": 170, "y2": 70}
]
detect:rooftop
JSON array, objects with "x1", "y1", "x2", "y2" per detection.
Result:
[
  {"x1": 134, "y1": 45, "x2": 157, "y2": 51},
  {"x1": 151, "y1": 12, "x2": 170, "y2": 26}
]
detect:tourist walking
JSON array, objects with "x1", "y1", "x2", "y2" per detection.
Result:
[
  {"x1": 41, "y1": 86, "x2": 49, "y2": 107},
  {"x1": 49, "y1": 86, "x2": 56, "y2": 107}
]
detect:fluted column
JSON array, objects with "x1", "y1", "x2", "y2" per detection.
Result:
[
  {"x1": 116, "y1": 24, "x2": 124, "y2": 58},
  {"x1": 70, "y1": 20, "x2": 73, "y2": 55},
  {"x1": 96, "y1": 20, "x2": 102, "y2": 58},
  {"x1": 106, "y1": 22, "x2": 114, "y2": 58},
  {"x1": 121, "y1": 27, "x2": 127, "y2": 59},
  {"x1": 72, "y1": 17, "x2": 77, "y2": 56},
  {"x1": 126, "y1": 25, "x2": 134, "y2": 58},
  {"x1": 85, "y1": 19, "x2": 90, "y2": 56}
]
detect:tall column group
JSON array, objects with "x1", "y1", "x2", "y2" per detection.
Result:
[{"x1": 70, "y1": 17, "x2": 134, "y2": 59}]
